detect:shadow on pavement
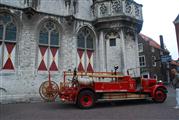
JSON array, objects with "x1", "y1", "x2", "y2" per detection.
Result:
[{"x1": 41, "y1": 99, "x2": 155, "y2": 110}]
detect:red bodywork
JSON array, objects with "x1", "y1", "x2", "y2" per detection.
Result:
[{"x1": 58, "y1": 72, "x2": 167, "y2": 108}]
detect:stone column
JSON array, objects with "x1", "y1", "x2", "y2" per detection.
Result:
[
  {"x1": 18, "y1": 17, "x2": 36, "y2": 79},
  {"x1": 120, "y1": 29, "x2": 127, "y2": 75},
  {"x1": 98, "y1": 31, "x2": 105, "y2": 71},
  {"x1": 95, "y1": 36, "x2": 99, "y2": 71},
  {"x1": 134, "y1": 32, "x2": 140, "y2": 76},
  {"x1": 69, "y1": 36, "x2": 77, "y2": 70}
]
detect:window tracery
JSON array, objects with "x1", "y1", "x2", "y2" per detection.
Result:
[
  {"x1": 77, "y1": 27, "x2": 95, "y2": 72},
  {"x1": 38, "y1": 21, "x2": 60, "y2": 71}
]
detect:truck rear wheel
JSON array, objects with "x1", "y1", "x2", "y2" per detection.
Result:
[
  {"x1": 77, "y1": 90, "x2": 95, "y2": 109},
  {"x1": 153, "y1": 89, "x2": 167, "y2": 103}
]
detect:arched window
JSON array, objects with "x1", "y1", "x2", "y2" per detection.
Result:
[
  {"x1": 38, "y1": 21, "x2": 60, "y2": 71},
  {"x1": 0, "y1": 13, "x2": 17, "y2": 70},
  {"x1": 77, "y1": 27, "x2": 95, "y2": 72}
]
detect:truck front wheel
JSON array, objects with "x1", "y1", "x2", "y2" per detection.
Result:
[
  {"x1": 153, "y1": 89, "x2": 167, "y2": 103},
  {"x1": 77, "y1": 90, "x2": 95, "y2": 109}
]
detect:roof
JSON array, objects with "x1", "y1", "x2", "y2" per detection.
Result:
[
  {"x1": 174, "y1": 14, "x2": 179, "y2": 24},
  {"x1": 139, "y1": 33, "x2": 161, "y2": 49}
]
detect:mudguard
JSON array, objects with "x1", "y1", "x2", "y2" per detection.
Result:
[{"x1": 151, "y1": 84, "x2": 168, "y2": 97}]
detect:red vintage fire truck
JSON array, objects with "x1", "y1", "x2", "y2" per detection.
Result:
[{"x1": 39, "y1": 68, "x2": 167, "y2": 109}]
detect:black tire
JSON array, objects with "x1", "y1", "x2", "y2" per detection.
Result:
[
  {"x1": 77, "y1": 90, "x2": 95, "y2": 109},
  {"x1": 152, "y1": 89, "x2": 167, "y2": 103}
]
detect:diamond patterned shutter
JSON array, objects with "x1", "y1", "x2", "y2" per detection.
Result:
[
  {"x1": 38, "y1": 46, "x2": 48, "y2": 71},
  {"x1": 3, "y1": 43, "x2": 15, "y2": 70},
  {"x1": 86, "y1": 50, "x2": 94, "y2": 72},
  {"x1": 77, "y1": 48, "x2": 85, "y2": 72},
  {"x1": 49, "y1": 47, "x2": 58, "y2": 71}
]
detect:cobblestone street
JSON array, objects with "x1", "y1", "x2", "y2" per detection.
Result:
[{"x1": 1, "y1": 87, "x2": 179, "y2": 120}]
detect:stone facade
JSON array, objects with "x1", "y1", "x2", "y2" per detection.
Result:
[{"x1": 0, "y1": 0, "x2": 143, "y2": 103}]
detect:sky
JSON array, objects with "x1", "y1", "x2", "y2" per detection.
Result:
[{"x1": 135, "y1": 0, "x2": 179, "y2": 60}]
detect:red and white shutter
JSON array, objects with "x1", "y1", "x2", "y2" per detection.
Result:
[
  {"x1": 49, "y1": 47, "x2": 58, "y2": 71},
  {"x1": 86, "y1": 50, "x2": 94, "y2": 72},
  {"x1": 38, "y1": 46, "x2": 48, "y2": 71},
  {"x1": 77, "y1": 48, "x2": 85, "y2": 72},
  {"x1": 3, "y1": 43, "x2": 16, "y2": 70}
]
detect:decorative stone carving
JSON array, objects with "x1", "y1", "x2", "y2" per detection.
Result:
[
  {"x1": 125, "y1": 1, "x2": 132, "y2": 14},
  {"x1": 135, "y1": 5, "x2": 140, "y2": 17},
  {"x1": 73, "y1": 0, "x2": 78, "y2": 14},
  {"x1": 64, "y1": 0, "x2": 71, "y2": 6},
  {"x1": 93, "y1": 0, "x2": 143, "y2": 22},
  {"x1": 105, "y1": 31, "x2": 120, "y2": 39},
  {"x1": 23, "y1": 7, "x2": 36, "y2": 19},
  {"x1": 24, "y1": 0, "x2": 39, "y2": 9},
  {"x1": 123, "y1": 28, "x2": 135, "y2": 40},
  {"x1": 111, "y1": 0, "x2": 122, "y2": 14},
  {"x1": 100, "y1": 3, "x2": 107, "y2": 15}
]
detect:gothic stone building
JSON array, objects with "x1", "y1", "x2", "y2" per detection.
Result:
[{"x1": 0, "y1": 0, "x2": 143, "y2": 103}]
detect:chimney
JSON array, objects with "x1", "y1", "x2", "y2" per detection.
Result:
[{"x1": 160, "y1": 35, "x2": 164, "y2": 49}]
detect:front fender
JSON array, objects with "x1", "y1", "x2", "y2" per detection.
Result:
[{"x1": 151, "y1": 85, "x2": 168, "y2": 97}]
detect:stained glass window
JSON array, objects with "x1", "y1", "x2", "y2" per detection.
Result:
[
  {"x1": 77, "y1": 32, "x2": 85, "y2": 48},
  {"x1": 77, "y1": 27, "x2": 94, "y2": 50},
  {"x1": 2, "y1": 14, "x2": 11, "y2": 24},
  {"x1": 50, "y1": 29, "x2": 59, "y2": 46},
  {"x1": 86, "y1": 35, "x2": 94, "y2": 49},
  {"x1": 39, "y1": 21, "x2": 59, "y2": 46},
  {"x1": 5, "y1": 23, "x2": 16, "y2": 41},
  {"x1": 0, "y1": 25, "x2": 3, "y2": 40},
  {"x1": 39, "y1": 29, "x2": 48, "y2": 45}
]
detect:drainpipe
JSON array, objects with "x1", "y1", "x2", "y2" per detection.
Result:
[{"x1": 160, "y1": 35, "x2": 170, "y2": 84}]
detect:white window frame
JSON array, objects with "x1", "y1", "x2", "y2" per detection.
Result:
[
  {"x1": 152, "y1": 56, "x2": 156, "y2": 67},
  {"x1": 151, "y1": 47, "x2": 155, "y2": 53},
  {"x1": 141, "y1": 72, "x2": 150, "y2": 79},
  {"x1": 139, "y1": 55, "x2": 146, "y2": 67},
  {"x1": 138, "y1": 43, "x2": 143, "y2": 53}
]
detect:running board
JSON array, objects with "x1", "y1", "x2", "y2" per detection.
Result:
[
  {"x1": 97, "y1": 92, "x2": 151, "y2": 102},
  {"x1": 97, "y1": 97, "x2": 152, "y2": 102}
]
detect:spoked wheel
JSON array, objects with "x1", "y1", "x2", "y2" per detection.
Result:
[
  {"x1": 77, "y1": 90, "x2": 95, "y2": 109},
  {"x1": 153, "y1": 89, "x2": 167, "y2": 103},
  {"x1": 39, "y1": 81, "x2": 59, "y2": 102}
]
